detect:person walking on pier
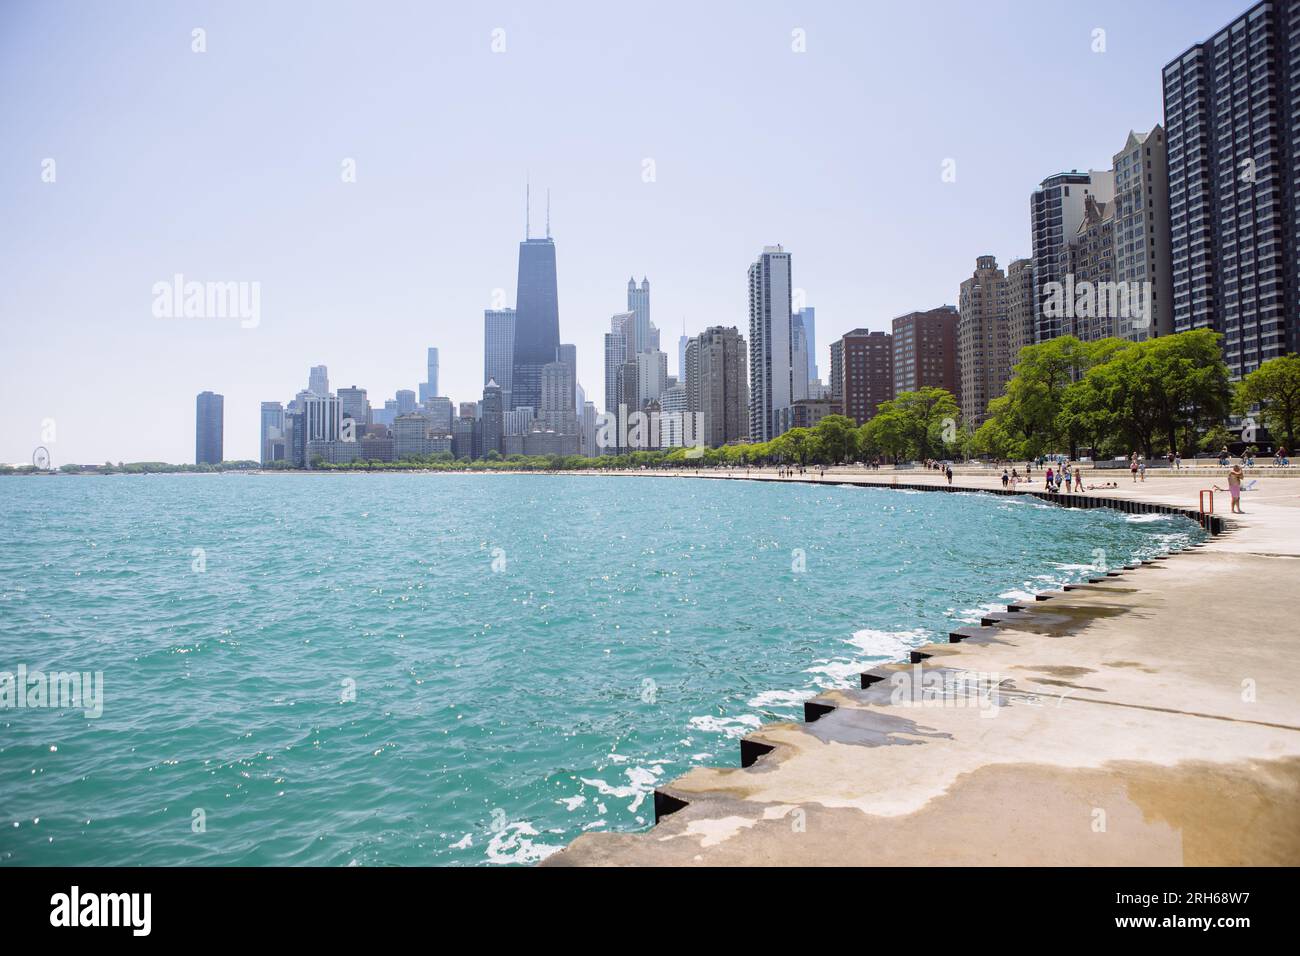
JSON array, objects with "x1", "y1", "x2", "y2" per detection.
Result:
[
  {"x1": 1001, "y1": 469, "x2": 1009, "y2": 489},
  {"x1": 1130, "y1": 454, "x2": 1139, "y2": 483},
  {"x1": 945, "y1": 464, "x2": 953, "y2": 485},
  {"x1": 1226, "y1": 464, "x2": 1244, "y2": 514}
]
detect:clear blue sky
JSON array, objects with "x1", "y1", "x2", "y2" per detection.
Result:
[{"x1": 0, "y1": 0, "x2": 1243, "y2": 464}]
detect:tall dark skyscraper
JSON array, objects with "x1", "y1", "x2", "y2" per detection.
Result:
[
  {"x1": 689, "y1": 326, "x2": 749, "y2": 447},
  {"x1": 510, "y1": 190, "x2": 560, "y2": 410},
  {"x1": 480, "y1": 379, "x2": 504, "y2": 458},
  {"x1": 195, "y1": 391, "x2": 224, "y2": 465},
  {"x1": 1163, "y1": 0, "x2": 1299, "y2": 379}
]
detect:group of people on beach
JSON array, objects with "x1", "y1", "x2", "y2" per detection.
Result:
[
  {"x1": 1045, "y1": 461, "x2": 1082, "y2": 493},
  {"x1": 922, "y1": 459, "x2": 955, "y2": 485},
  {"x1": 1128, "y1": 453, "x2": 1147, "y2": 483},
  {"x1": 999, "y1": 458, "x2": 1116, "y2": 494}
]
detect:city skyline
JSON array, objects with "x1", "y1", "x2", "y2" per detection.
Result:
[{"x1": 0, "y1": 1, "x2": 1252, "y2": 463}]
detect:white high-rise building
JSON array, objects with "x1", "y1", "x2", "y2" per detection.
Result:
[
  {"x1": 1112, "y1": 126, "x2": 1172, "y2": 342},
  {"x1": 796, "y1": 307, "x2": 818, "y2": 382},
  {"x1": 484, "y1": 309, "x2": 516, "y2": 407},
  {"x1": 308, "y1": 365, "x2": 329, "y2": 397},
  {"x1": 659, "y1": 382, "x2": 689, "y2": 447},
  {"x1": 541, "y1": 361, "x2": 574, "y2": 413},
  {"x1": 505, "y1": 406, "x2": 535, "y2": 436},
  {"x1": 303, "y1": 394, "x2": 341, "y2": 442},
  {"x1": 603, "y1": 316, "x2": 630, "y2": 414},
  {"x1": 580, "y1": 401, "x2": 597, "y2": 457},
  {"x1": 748, "y1": 245, "x2": 794, "y2": 442},
  {"x1": 627, "y1": 277, "x2": 651, "y2": 355},
  {"x1": 420, "y1": 348, "x2": 440, "y2": 404},
  {"x1": 635, "y1": 350, "x2": 666, "y2": 406}
]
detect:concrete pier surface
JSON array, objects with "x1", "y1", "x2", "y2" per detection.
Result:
[{"x1": 547, "y1": 468, "x2": 1300, "y2": 866}]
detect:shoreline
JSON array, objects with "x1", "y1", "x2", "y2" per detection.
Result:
[{"x1": 546, "y1": 469, "x2": 1300, "y2": 866}]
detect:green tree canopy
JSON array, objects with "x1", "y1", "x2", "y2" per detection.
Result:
[{"x1": 1235, "y1": 353, "x2": 1300, "y2": 451}]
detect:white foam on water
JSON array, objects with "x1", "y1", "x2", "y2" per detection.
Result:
[
  {"x1": 484, "y1": 821, "x2": 562, "y2": 865},
  {"x1": 1126, "y1": 513, "x2": 1171, "y2": 523},
  {"x1": 845, "y1": 627, "x2": 928, "y2": 659},
  {"x1": 805, "y1": 659, "x2": 870, "y2": 685},
  {"x1": 557, "y1": 796, "x2": 585, "y2": 811},
  {"x1": 687, "y1": 714, "x2": 762, "y2": 738},
  {"x1": 805, "y1": 627, "x2": 928, "y2": 688},
  {"x1": 450, "y1": 833, "x2": 472, "y2": 849},
  {"x1": 1002, "y1": 496, "x2": 1052, "y2": 509},
  {"x1": 579, "y1": 765, "x2": 662, "y2": 813},
  {"x1": 747, "y1": 688, "x2": 814, "y2": 709},
  {"x1": 956, "y1": 601, "x2": 1004, "y2": 624}
]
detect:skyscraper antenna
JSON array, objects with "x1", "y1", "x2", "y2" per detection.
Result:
[
  {"x1": 525, "y1": 178, "x2": 531, "y2": 239},
  {"x1": 546, "y1": 188, "x2": 551, "y2": 238}
]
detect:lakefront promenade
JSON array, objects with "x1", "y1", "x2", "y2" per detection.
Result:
[{"x1": 548, "y1": 466, "x2": 1300, "y2": 866}]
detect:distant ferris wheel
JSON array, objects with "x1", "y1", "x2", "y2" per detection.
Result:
[{"x1": 32, "y1": 446, "x2": 51, "y2": 470}]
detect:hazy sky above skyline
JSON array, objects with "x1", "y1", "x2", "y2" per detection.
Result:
[{"x1": 1, "y1": 0, "x2": 1243, "y2": 464}]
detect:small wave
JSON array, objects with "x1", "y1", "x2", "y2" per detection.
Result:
[
  {"x1": 956, "y1": 601, "x2": 1004, "y2": 624},
  {"x1": 805, "y1": 627, "x2": 928, "y2": 686},
  {"x1": 845, "y1": 627, "x2": 928, "y2": 658},
  {"x1": 687, "y1": 714, "x2": 762, "y2": 738},
  {"x1": 747, "y1": 689, "x2": 814, "y2": 709}
]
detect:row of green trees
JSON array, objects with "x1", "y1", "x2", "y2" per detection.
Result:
[
  {"x1": 657, "y1": 395, "x2": 961, "y2": 467},
  {"x1": 971, "y1": 331, "x2": 1298, "y2": 460},
  {"x1": 1, "y1": 460, "x2": 260, "y2": 476}
]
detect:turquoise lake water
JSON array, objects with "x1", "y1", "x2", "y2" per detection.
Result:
[{"x1": 0, "y1": 474, "x2": 1202, "y2": 865}]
